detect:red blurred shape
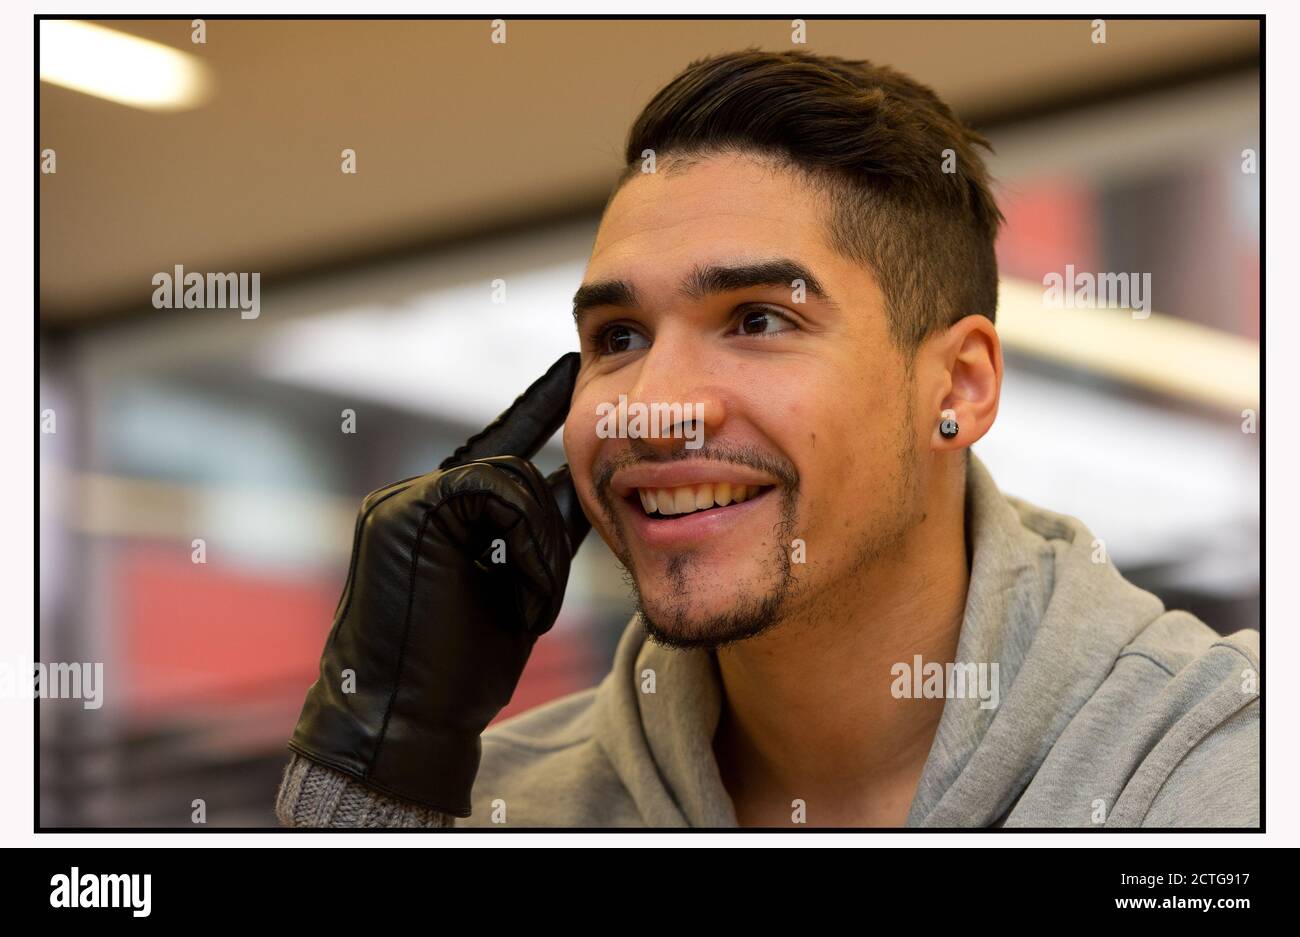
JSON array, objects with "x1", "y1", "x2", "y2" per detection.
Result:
[
  {"x1": 996, "y1": 178, "x2": 1100, "y2": 281},
  {"x1": 118, "y1": 545, "x2": 338, "y2": 718},
  {"x1": 116, "y1": 544, "x2": 598, "y2": 726}
]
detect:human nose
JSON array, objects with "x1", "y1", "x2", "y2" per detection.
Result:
[{"x1": 621, "y1": 327, "x2": 728, "y2": 455}]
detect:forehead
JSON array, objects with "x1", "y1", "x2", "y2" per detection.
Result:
[{"x1": 588, "y1": 153, "x2": 834, "y2": 277}]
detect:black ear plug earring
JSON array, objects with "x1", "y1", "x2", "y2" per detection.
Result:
[{"x1": 939, "y1": 408, "x2": 959, "y2": 439}]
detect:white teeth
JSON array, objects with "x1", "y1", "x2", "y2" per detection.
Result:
[{"x1": 636, "y1": 482, "x2": 766, "y2": 516}]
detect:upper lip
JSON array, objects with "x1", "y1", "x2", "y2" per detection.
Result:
[{"x1": 611, "y1": 461, "x2": 779, "y2": 498}]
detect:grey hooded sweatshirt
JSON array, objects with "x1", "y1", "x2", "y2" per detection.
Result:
[{"x1": 275, "y1": 452, "x2": 1260, "y2": 828}]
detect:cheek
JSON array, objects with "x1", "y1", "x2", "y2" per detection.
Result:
[
  {"x1": 781, "y1": 376, "x2": 892, "y2": 528},
  {"x1": 802, "y1": 407, "x2": 859, "y2": 506},
  {"x1": 563, "y1": 391, "x2": 623, "y2": 542},
  {"x1": 562, "y1": 413, "x2": 592, "y2": 474},
  {"x1": 563, "y1": 391, "x2": 603, "y2": 491},
  {"x1": 561, "y1": 422, "x2": 597, "y2": 528}
]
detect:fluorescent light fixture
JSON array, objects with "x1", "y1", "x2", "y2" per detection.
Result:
[
  {"x1": 40, "y1": 20, "x2": 213, "y2": 112},
  {"x1": 256, "y1": 262, "x2": 585, "y2": 429}
]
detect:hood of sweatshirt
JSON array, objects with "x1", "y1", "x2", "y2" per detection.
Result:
[{"x1": 590, "y1": 450, "x2": 1172, "y2": 828}]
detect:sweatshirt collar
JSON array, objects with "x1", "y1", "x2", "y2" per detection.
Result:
[{"x1": 594, "y1": 612, "x2": 737, "y2": 827}]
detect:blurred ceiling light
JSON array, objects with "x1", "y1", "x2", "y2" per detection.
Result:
[
  {"x1": 256, "y1": 263, "x2": 585, "y2": 429},
  {"x1": 40, "y1": 20, "x2": 213, "y2": 112}
]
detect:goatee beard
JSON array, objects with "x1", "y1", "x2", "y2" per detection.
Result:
[{"x1": 630, "y1": 481, "x2": 800, "y2": 650}]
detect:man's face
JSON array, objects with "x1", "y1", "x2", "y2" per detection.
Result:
[{"x1": 563, "y1": 152, "x2": 924, "y2": 648}]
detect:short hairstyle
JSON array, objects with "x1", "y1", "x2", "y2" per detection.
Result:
[{"x1": 617, "y1": 48, "x2": 1004, "y2": 354}]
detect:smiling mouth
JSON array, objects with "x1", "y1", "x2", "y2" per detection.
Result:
[{"x1": 628, "y1": 483, "x2": 776, "y2": 520}]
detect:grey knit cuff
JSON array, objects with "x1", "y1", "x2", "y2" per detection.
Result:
[{"x1": 275, "y1": 751, "x2": 457, "y2": 829}]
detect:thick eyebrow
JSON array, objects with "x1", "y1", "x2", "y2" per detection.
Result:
[
  {"x1": 572, "y1": 257, "x2": 836, "y2": 327},
  {"x1": 571, "y1": 278, "x2": 640, "y2": 326},
  {"x1": 680, "y1": 258, "x2": 833, "y2": 306}
]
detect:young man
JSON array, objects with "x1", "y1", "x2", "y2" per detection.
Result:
[{"x1": 277, "y1": 50, "x2": 1259, "y2": 828}]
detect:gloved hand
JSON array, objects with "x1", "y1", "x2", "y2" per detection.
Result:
[{"x1": 287, "y1": 352, "x2": 589, "y2": 817}]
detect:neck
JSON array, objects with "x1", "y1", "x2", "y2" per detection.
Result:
[{"x1": 712, "y1": 466, "x2": 970, "y2": 826}]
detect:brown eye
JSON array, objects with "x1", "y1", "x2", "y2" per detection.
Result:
[
  {"x1": 737, "y1": 307, "x2": 795, "y2": 336},
  {"x1": 600, "y1": 324, "x2": 649, "y2": 355}
]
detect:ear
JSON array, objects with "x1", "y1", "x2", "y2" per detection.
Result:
[{"x1": 927, "y1": 314, "x2": 1002, "y2": 451}]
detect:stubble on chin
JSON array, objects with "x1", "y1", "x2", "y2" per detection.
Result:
[{"x1": 631, "y1": 486, "x2": 801, "y2": 651}]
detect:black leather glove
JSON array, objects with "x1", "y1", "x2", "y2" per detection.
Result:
[{"x1": 287, "y1": 352, "x2": 590, "y2": 817}]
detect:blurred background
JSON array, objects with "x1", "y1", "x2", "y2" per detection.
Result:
[{"x1": 38, "y1": 18, "x2": 1260, "y2": 827}]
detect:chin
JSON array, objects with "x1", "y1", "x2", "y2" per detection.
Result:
[{"x1": 633, "y1": 576, "x2": 789, "y2": 650}]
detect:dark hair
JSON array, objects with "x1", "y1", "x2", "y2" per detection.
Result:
[{"x1": 618, "y1": 48, "x2": 1003, "y2": 354}]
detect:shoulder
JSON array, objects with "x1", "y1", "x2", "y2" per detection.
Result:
[
  {"x1": 1010, "y1": 611, "x2": 1259, "y2": 828},
  {"x1": 1073, "y1": 612, "x2": 1258, "y2": 827},
  {"x1": 1119, "y1": 610, "x2": 1258, "y2": 682}
]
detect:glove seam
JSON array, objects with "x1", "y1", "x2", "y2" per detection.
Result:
[
  {"x1": 331, "y1": 480, "x2": 420, "y2": 639},
  {"x1": 371, "y1": 487, "x2": 558, "y2": 775},
  {"x1": 371, "y1": 503, "x2": 440, "y2": 777}
]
